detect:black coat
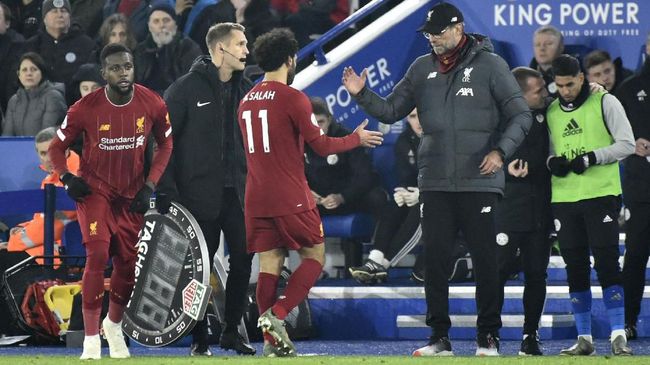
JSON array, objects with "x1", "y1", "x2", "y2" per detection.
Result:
[
  {"x1": 0, "y1": 29, "x2": 24, "y2": 113},
  {"x1": 394, "y1": 126, "x2": 419, "y2": 188},
  {"x1": 159, "y1": 56, "x2": 252, "y2": 220},
  {"x1": 496, "y1": 108, "x2": 551, "y2": 232},
  {"x1": 24, "y1": 25, "x2": 96, "y2": 86},
  {"x1": 616, "y1": 58, "x2": 650, "y2": 203},
  {"x1": 305, "y1": 122, "x2": 380, "y2": 204},
  {"x1": 134, "y1": 33, "x2": 202, "y2": 96}
]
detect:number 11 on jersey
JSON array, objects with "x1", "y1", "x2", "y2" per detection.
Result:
[{"x1": 242, "y1": 109, "x2": 270, "y2": 153}]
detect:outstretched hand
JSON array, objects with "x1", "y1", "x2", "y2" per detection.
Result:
[
  {"x1": 342, "y1": 66, "x2": 368, "y2": 96},
  {"x1": 353, "y1": 119, "x2": 383, "y2": 148}
]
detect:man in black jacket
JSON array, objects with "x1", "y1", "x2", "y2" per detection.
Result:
[
  {"x1": 616, "y1": 36, "x2": 650, "y2": 341},
  {"x1": 0, "y1": 2, "x2": 24, "y2": 113},
  {"x1": 134, "y1": 2, "x2": 202, "y2": 96},
  {"x1": 305, "y1": 97, "x2": 387, "y2": 223},
  {"x1": 158, "y1": 22, "x2": 254, "y2": 356},
  {"x1": 23, "y1": 0, "x2": 95, "y2": 104},
  {"x1": 496, "y1": 67, "x2": 552, "y2": 355}
]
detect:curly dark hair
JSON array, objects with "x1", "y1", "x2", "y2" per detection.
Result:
[
  {"x1": 253, "y1": 28, "x2": 299, "y2": 72},
  {"x1": 100, "y1": 43, "x2": 132, "y2": 68}
]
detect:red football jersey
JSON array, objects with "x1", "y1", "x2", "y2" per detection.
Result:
[
  {"x1": 49, "y1": 84, "x2": 173, "y2": 198},
  {"x1": 238, "y1": 81, "x2": 360, "y2": 217}
]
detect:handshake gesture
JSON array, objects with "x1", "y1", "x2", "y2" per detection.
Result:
[
  {"x1": 393, "y1": 187, "x2": 419, "y2": 207},
  {"x1": 548, "y1": 151, "x2": 597, "y2": 177}
]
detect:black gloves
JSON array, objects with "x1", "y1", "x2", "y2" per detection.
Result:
[
  {"x1": 569, "y1": 152, "x2": 597, "y2": 175},
  {"x1": 156, "y1": 192, "x2": 172, "y2": 215},
  {"x1": 548, "y1": 156, "x2": 571, "y2": 177},
  {"x1": 60, "y1": 172, "x2": 91, "y2": 202},
  {"x1": 129, "y1": 184, "x2": 153, "y2": 214}
]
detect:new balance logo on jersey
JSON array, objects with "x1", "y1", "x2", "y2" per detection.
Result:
[
  {"x1": 480, "y1": 206, "x2": 492, "y2": 213},
  {"x1": 99, "y1": 124, "x2": 110, "y2": 131},
  {"x1": 456, "y1": 87, "x2": 474, "y2": 96},
  {"x1": 603, "y1": 215, "x2": 613, "y2": 223},
  {"x1": 637, "y1": 89, "x2": 647, "y2": 101},
  {"x1": 562, "y1": 118, "x2": 582, "y2": 137},
  {"x1": 427, "y1": 72, "x2": 438, "y2": 79}
]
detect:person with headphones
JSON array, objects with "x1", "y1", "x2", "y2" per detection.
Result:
[{"x1": 157, "y1": 22, "x2": 254, "y2": 356}]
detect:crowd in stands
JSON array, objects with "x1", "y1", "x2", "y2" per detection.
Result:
[{"x1": 1, "y1": 0, "x2": 650, "y2": 354}]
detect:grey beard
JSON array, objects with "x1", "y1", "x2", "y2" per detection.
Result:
[{"x1": 152, "y1": 30, "x2": 175, "y2": 47}]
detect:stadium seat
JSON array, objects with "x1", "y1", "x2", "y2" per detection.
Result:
[{"x1": 61, "y1": 221, "x2": 85, "y2": 265}]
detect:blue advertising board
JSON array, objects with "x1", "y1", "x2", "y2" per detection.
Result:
[
  {"x1": 297, "y1": 0, "x2": 649, "y2": 132},
  {"x1": 452, "y1": 0, "x2": 649, "y2": 69}
]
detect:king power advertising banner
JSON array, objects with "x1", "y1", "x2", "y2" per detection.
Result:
[
  {"x1": 456, "y1": 0, "x2": 649, "y2": 68},
  {"x1": 299, "y1": 0, "x2": 649, "y2": 132}
]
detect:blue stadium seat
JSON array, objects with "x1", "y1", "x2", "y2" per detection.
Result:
[{"x1": 61, "y1": 221, "x2": 85, "y2": 265}]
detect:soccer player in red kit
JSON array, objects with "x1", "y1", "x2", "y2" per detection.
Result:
[
  {"x1": 238, "y1": 29, "x2": 383, "y2": 357},
  {"x1": 48, "y1": 44, "x2": 172, "y2": 360}
]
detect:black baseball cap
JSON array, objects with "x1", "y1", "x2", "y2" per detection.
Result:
[{"x1": 417, "y1": 2, "x2": 464, "y2": 35}]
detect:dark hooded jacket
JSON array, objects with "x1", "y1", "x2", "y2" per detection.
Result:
[{"x1": 158, "y1": 56, "x2": 252, "y2": 220}]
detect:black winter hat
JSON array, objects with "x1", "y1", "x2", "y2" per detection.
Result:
[
  {"x1": 418, "y1": 2, "x2": 464, "y2": 35},
  {"x1": 148, "y1": 1, "x2": 177, "y2": 22},
  {"x1": 42, "y1": 0, "x2": 71, "y2": 18},
  {"x1": 72, "y1": 63, "x2": 106, "y2": 85}
]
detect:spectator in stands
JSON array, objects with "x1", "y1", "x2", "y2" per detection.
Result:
[
  {"x1": 5, "y1": 0, "x2": 42, "y2": 39},
  {"x1": 496, "y1": 67, "x2": 552, "y2": 356},
  {"x1": 530, "y1": 25, "x2": 564, "y2": 97},
  {"x1": 0, "y1": 126, "x2": 79, "y2": 336},
  {"x1": 70, "y1": 62, "x2": 104, "y2": 103},
  {"x1": 2, "y1": 52, "x2": 67, "y2": 136},
  {"x1": 134, "y1": 1, "x2": 201, "y2": 95},
  {"x1": 305, "y1": 97, "x2": 387, "y2": 226},
  {"x1": 70, "y1": 0, "x2": 104, "y2": 39},
  {"x1": 103, "y1": 0, "x2": 156, "y2": 42},
  {"x1": 176, "y1": 0, "x2": 279, "y2": 57},
  {"x1": 546, "y1": 54, "x2": 634, "y2": 356},
  {"x1": 0, "y1": 2, "x2": 24, "y2": 114},
  {"x1": 23, "y1": 0, "x2": 96, "y2": 100},
  {"x1": 343, "y1": 2, "x2": 532, "y2": 356},
  {"x1": 272, "y1": 0, "x2": 349, "y2": 48},
  {"x1": 92, "y1": 12, "x2": 137, "y2": 63},
  {"x1": 158, "y1": 22, "x2": 254, "y2": 356},
  {"x1": 584, "y1": 50, "x2": 633, "y2": 94},
  {"x1": 349, "y1": 108, "x2": 422, "y2": 284},
  {"x1": 615, "y1": 34, "x2": 650, "y2": 341}
]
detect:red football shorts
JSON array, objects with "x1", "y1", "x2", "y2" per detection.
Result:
[
  {"x1": 75, "y1": 189, "x2": 143, "y2": 259},
  {"x1": 246, "y1": 208, "x2": 324, "y2": 253}
]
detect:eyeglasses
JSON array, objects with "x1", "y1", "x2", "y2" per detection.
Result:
[{"x1": 423, "y1": 25, "x2": 451, "y2": 40}]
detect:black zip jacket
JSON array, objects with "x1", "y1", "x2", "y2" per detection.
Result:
[
  {"x1": 158, "y1": 56, "x2": 252, "y2": 220},
  {"x1": 616, "y1": 58, "x2": 650, "y2": 203},
  {"x1": 496, "y1": 108, "x2": 551, "y2": 232},
  {"x1": 394, "y1": 126, "x2": 420, "y2": 187},
  {"x1": 305, "y1": 122, "x2": 380, "y2": 204}
]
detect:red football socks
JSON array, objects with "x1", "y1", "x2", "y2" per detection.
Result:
[{"x1": 272, "y1": 258, "x2": 322, "y2": 320}]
